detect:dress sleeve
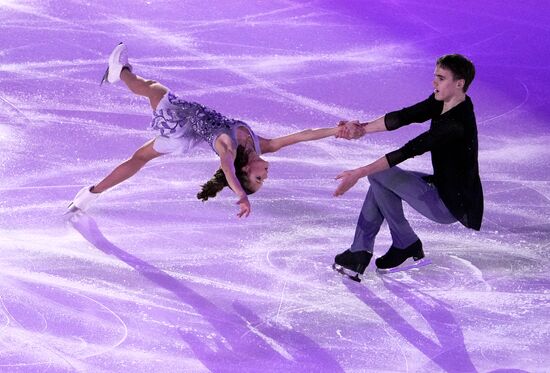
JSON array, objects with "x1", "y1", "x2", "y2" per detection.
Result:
[
  {"x1": 385, "y1": 118, "x2": 464, "y2": 167},
  {"x1": 384, "y1": 94, "x2": 440, "y2": 131}
]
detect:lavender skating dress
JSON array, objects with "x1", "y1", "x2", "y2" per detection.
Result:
[{"x1": 150, "y1": 92, "x2": 261, "y2": 155}]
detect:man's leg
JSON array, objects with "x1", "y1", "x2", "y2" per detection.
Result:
[
  {"x1": 335, "y1": 167, "x2": 456, "y2": 274},
  {"x1": 367, "y1": 167, "x2": 456, "y2": 248},
  {"x1": 349, "y1": 187, "x2": 384, "y2": 253},
  {"x1": 333, "y1": 186, "x2": 382, "y2": 279}
]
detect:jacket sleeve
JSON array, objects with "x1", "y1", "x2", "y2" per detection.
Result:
[
  {"x1": 385, "y1": 118, "x2": 464, "y2": 167},
  {"x1": 384, "y1": 94, "x2": 440, "y2": 131}
]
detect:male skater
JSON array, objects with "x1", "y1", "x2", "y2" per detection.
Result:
[{"x1": 333, "y1": 54, "x2": 483, "y2": 280}]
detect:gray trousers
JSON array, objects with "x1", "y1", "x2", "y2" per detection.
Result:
[{"x1": 350, "y1": 167, "x2": 457, "y2": 253}]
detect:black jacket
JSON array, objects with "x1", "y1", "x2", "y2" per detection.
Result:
[{"x1": 384, "y1": 94, "x2": 483, "y2": 230}]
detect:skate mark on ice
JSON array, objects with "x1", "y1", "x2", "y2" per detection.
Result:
[
  {"x1": 71, "y1": 213, "x2": 342, "y2": 371},
  {"x1": 0, "y1": 279, "x2": 128, "y2": 362},
  {"x1": 478, "y1": 79, "x2": 530, "y2": 125},
  {"x1": 274, "y1": 280, "x2": 287, "y2": 324}
]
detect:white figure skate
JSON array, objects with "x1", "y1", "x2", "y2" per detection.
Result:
[
  {"x1": 100, "y1": 42, "x2": 132, "y2": 85},
  {"x1": 67, "y1": 186, "x2": 100, "y2": 213}
]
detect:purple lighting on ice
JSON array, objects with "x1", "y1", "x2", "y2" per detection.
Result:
[{"x1": 0, "y1": 1, "x2": 548, "y2": 372}]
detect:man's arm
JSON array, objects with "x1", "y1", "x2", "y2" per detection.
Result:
[
  {"x1": 334, "y1": 117, "x2": 465, "y2": 196},
  {"x1": 337, "y1": 94, "x2": 439, "y2": 140},
  {"x1": 385, "y1": 119, "x2": 464, "y2": 167},
  {"x1": 336, "y1": 116, "x2": 387, "y2": 139},
  {"x1": 333, "y1": 156, "x2": 389, "y2": 196}
]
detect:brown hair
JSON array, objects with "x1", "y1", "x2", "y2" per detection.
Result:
[
  {"x1": 437, "y1": 54, "x2": 475, "y2": 92},
  {"x1": 196, "y1": 145, "x2": 254, "y2": 201}
]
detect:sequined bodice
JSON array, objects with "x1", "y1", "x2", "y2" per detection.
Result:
[
  {"x1": 151, "y1": 92, "x2": 236, "y2": 146},
  {"x1": 150, "y1": 92, "x2": 261, "y2": 155}
]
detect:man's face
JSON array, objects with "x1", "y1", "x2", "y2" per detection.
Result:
[{"x1": 432, "y1": 65, "x2": 464, "y2": 102}]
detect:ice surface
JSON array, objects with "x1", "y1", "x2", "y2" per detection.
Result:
[{"x1": 0, "y1": 1, "x2": 548, "y2": 372}]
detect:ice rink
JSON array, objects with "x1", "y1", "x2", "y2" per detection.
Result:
[{"x1": 0, "y1": 1, "x2": 549, "y2": 372}]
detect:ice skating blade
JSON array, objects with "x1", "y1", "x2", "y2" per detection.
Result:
[
  {"x1": 332, "y1": 263, "x2": 362, "y2": 283},
  {"x1": 376, "y1": 258, "x2": 432, "y2": 275},
  {"x1": 100, "y1": 67, "x2": 109, "y2": 86}
]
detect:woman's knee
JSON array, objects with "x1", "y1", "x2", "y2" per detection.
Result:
[
  {"x1": 131, "y1": 142, "x2": 161, "y2": 163},
  {"x1": 130, "y1": 152, "x2": 150, "y2": 165},
  {"x1": 132, "y1": 79, "x2": 166, "y2": 96},
  {"x1": 143, "y1": 82, "x2": 166, "y2": 107}
]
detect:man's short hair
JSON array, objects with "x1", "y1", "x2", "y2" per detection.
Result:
[{"x1": 437, "y1": 54, "x2": 475, "y2": 92}]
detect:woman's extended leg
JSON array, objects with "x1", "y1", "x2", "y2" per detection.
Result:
[
  {"x1": 120, "y1": 68, "x2": 169, "y2": 110},
  {"x1": 92, "y1": 139, "x2": 163, "y2": 193},
  {"x1": 68, "y1": 140, "x2": 162, "y2": 211}
]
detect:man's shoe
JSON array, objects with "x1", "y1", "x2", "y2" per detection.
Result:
[
  {"x1": 375, "y1": 240, "x2": 424, "y2": 271},
  {"x1": 333, "y1": 249, "x2": 373, "y2": 282}
]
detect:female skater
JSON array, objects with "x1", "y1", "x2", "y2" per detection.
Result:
[{"x1": 68, "y1": 43, "x2": 340, "y2": 217}]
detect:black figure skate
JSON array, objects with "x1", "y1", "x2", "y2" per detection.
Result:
[
  {"x1": 375, "y1": 240, "x2": 431, "y2": 274},
  {"x1": 332, "y1": 249, "x2": 373, "y2": 283}
]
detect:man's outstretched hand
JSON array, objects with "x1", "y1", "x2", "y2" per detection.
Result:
[{"x1": 334, "y1": 168, "x2": 363, "y2": 196}]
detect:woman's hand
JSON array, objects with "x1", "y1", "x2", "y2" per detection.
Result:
[
  {"x1": 334, "y1": 168, "x2": 363, "y2": 196},
  {"x1": 236, "y1": 195, "x2": 251, "y2": 218},
  {"x1": 336, "y1": 120, "x2": 363, "y2": 139}
]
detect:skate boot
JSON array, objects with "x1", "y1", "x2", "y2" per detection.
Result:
[
  {"x1": 101, "y1": 42, "x2": 133, "y2": 85},
  {"x1": 67, "y1": 186, "x2": 100, "y2": 213},
  {"x1": 332, "y1": 249, "x2": 373, "y2": 282},
  {"x1": 375, "y1": 239, "x2": 429, "y2": 274}
]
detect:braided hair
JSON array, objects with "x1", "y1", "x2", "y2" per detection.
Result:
[{"x1": 196, "y1": 145, "x2": 254, "y2": 201}]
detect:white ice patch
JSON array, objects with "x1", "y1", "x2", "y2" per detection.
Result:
[
  {"x1": 481, "y1": 136, "x2": 550, "y2": 163},
  {"x1": 449, "y1": 255, "x2": 492, "y2": 291}
]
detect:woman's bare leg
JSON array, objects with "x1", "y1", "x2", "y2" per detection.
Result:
[
  {"x1": 120, "y1": 68, "x2": 169, "y2": 110},
  {"x1": 91, "y1": 68, "x2": 168, "y2": 193},
  {"x1": 92, "y1": 139, "x2": 163, "y2": 193}
]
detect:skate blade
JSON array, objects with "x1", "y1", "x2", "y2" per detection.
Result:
[
  {"x1": 376, "y1": 258, "x2": 432, "y2": 275},
  {"x1": 64, "y1": 203, "x2": 82, "y2": 215},
  {"x1": 100, "y1": 67, "x2": 109, "y2": 86},
  {"x1": 332, "y1": 263, "x2": 362, "y2": 283}
]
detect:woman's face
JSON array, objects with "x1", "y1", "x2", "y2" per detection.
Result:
[{"x1": 243, "y1": 158, "x2": 269, "y2": 192}]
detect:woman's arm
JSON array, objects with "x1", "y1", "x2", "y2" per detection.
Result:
[
  {"x1": 261, "y1": 127, "x2": 339, "y2": 154},
  {"x1": 337, "y1": 116, "x2": 387, "y2": 139},
  {"x1": 215, "y1": 136, "x2": 251, "y2": 217}
]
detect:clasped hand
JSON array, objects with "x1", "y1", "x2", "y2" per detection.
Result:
[{"x1": 336, "y1": 120, "x2": 364, "y2": 140}]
